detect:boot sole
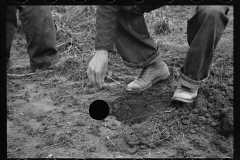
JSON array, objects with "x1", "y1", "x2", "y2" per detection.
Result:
[
  {"x1": 171, "y1": 97, "x2": 195, "y2": 103},
  {"x1": 126, "y1": 73, "x2": 170, "y2": 93}
]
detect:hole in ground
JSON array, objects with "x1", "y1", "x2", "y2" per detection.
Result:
[{"x1": 108, "y1": 85, "x2": 174, "y2": 126}]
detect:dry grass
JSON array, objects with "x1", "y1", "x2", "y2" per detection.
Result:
[{"x1": 49, "y1": 6, "x2": 187, "y2": 86}]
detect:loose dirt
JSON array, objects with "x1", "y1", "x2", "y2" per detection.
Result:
[{"x1": 7, "y1": 6, "x2": 233, "y2": 158}]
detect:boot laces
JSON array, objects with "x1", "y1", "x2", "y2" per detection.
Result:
[{"x1": 138, "y1": 67, "x2": 150, "y2": 81}]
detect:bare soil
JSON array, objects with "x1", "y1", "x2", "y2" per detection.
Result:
[{"x1": 7, "y1": 6, "x2": 233, "y2": 158}]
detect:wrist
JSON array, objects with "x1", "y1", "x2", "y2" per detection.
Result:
[{"x1": 95, "y1": 50, "x2": 108, "y2": 56}]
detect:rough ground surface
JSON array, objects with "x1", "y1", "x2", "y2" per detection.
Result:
[{"x1": 7, "y1": 6, "x2": 233, "y2": 158}]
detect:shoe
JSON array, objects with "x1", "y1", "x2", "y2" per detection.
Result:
[
  {"x1": 172, "y1": 85, "x2": 199, "y2": 103},
  {"x1": 172, "y1": 69, "x2": 202, "y2": 103},
  {"x1": 7, "y1": 59, "x2": 13, "y2": 71},
  {"x1": 126, "y1": 60, "x2": 170, "y2": 92},
  {"x1": 30, "y1": 53, "x2": 59, "y2": 72}
]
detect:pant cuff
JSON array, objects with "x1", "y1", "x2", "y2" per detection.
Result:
[
  {"x1": 179, "y1": 69, "x2": 207, "y2": 90},
  {"x1": 123, "y1": 50, "x2": 161, "y2": 69}
]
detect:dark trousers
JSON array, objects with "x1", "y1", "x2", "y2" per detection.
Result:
[
  {"x1": 115, "y1": 6, "x2": 229, "y2": 81},
  {"x1": 6, "y1": 6, "x2": 58, "y2": 69}
]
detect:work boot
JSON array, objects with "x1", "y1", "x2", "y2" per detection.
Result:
[
  {"x1": 126, "y1": 60, "x2": 170, "y2": 92},
  {"x1": 172, "y1": 85, "x2": 199, "y2": 103},
  {"x1": 30, "y1": 53, "x2": 59, "y2": 72},
  {"x1": 172, "y1": 70, "x2": 204, "y2": 103}
]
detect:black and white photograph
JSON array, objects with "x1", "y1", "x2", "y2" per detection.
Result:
[{"x1": 6, "y1": 2, "x2": 234, "y2": 158}]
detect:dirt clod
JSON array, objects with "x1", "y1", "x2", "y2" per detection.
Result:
[
  {"x1": 219, "y1": 108, "x2": 233, "y2": 136},
  {"x1": 87, "y1": 146, "x2": 97, "y2": 152},
  {"x1": 198, "y1": 116, "x2": 207, "y2": 123}
]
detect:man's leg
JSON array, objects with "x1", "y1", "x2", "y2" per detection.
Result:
[
  {"x1": 115, "y1": 6, "x2": 170, "y2": 92},
  {"x1": 17, "y1": 6, "x2": 59, "y2": 71},
  {"x1": 172, "y1": 6, "x2": 229, "y2": 103},
  {"x1": 6, "y1": 6, "x2": 17, "y2": 70}
]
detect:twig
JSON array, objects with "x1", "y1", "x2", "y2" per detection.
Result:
[
  {"x1": 35, "y1": 110, "x2": 56, "y2": 134},
  {"x1": 105, "y1": 75, "x2": 126, "y2": 87},
  {"x1": 145, "y1": 99, "x2": 164, "y2": 106},
  {"x1": 7, "y1": 73, "x2": 36, "y2": 78},
  {"x1": 124, "y1": 112, "x2": 160, "y2": 123},
  {"x1": 155, "y1": 129, "x2": 181, "y2": 145},
  {"x1": 159, "y1": 119, "x2": 178, "y2": 136},
  {"x1": 57, "y1": 41, "x2": 73, "y2": 48},
  {"x1": 7, "y1": 69, "x2": 54, "y2": 79},
  {"x1": 164, "y1": 110, "x2": 173, "y2": 113},
  {"x1": 150, "y1": 105, "x2": 161, "y2": 113},
  {"x1": 78, "y1": 29, "x2": 93, "y2": 46}
]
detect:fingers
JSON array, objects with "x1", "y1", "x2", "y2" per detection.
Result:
[
  {"x1": 87, "y1": 66, "x2": 95, "y2": 87},
  {"x1": 91, "y1": 69, "x2": 97, "y2": 87},
  {"x1": 87, "y1": 67, "x2": 92, "y2": 84},
  {"x1": 87, "y1": 66, "x2": 101, "y2": 88},
  {"x1": 87, "y1": 51, "x2": 108, "y2": 88},
  {"x1": 102, "y1": 67, "x2": 107, "y2": 85},
  {"x1": 96, "y1": 71, "x2": 102, "y2": 88}
]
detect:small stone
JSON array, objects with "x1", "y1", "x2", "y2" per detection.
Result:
[
  {"x1": 211, "y1": 122, "x2": 218, "y2": 127},
  {"x1": 140, "y1": 145, "x2": 146, "y2": 149},
  {"x1": 190, "y1": 129, "x2": 196, "y2": 134}
]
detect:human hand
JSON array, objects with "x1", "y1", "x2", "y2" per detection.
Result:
[{"x1": 87, "y1": 50, "x2": 108, "y2": 88}]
